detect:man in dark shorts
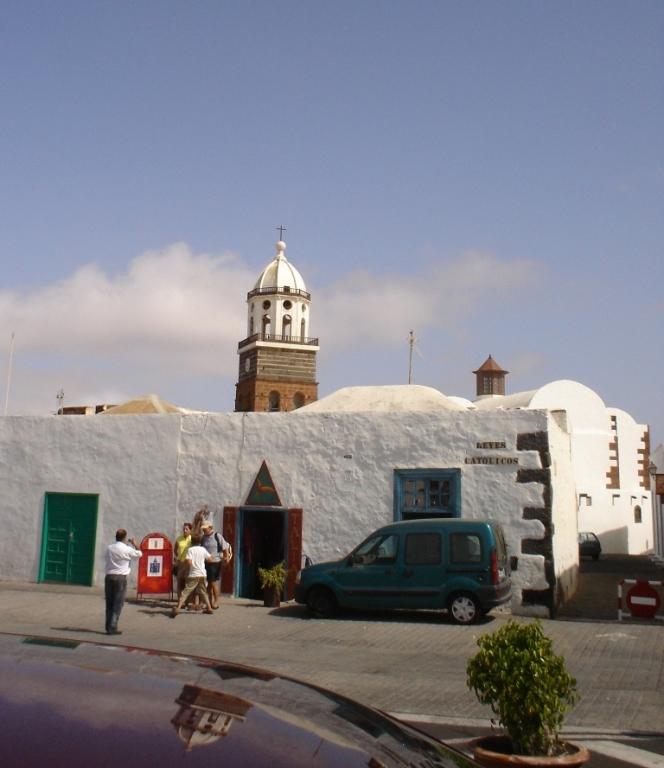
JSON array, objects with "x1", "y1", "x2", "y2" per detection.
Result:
[{"x1": 200, "y1": 521, "x2": 230, "y2": 609}]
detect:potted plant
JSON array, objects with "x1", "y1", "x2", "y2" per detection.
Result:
[
  {"x1": 257, "y1": 561, "x2": 287, "y2": 607},
  {"x1": 466, "y1": 620, "x2": 589, "y2": 766}
]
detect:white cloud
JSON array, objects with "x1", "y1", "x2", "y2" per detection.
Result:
[
  {"x1": 0, "y1": 243, "x2": 541, "y2": 415},
  {"x1": 1, "y1": 243, "x2": 255, "y2": 413},
  {"x1": 2, "y1": 242, "x2": 252, "y2": 366},
  {"x1": 314, "y1": 250, "x2": 540, "y2": 350}
]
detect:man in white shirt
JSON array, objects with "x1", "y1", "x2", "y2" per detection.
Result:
[
  {"x1": 171, "y1": 533, "x2": 214, "y2": 617},
  {"x1": 104, "y1": 529, "x2": 142, "y2": 635}
]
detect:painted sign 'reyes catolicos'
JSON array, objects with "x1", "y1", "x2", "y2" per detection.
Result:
[{"x1": 465, "y1": 441, "x2": 518, "y2": 465}]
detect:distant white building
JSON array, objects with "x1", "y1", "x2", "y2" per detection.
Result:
[
  {"x1": 474, "y1": 379, "x2": 653, "y2": 555},
  {"x1": 0, "y1": 239, "x2": 653, "y2": 619},
  {"x1": 651, "y1": 443, "x2": 664, "y2": 556}
]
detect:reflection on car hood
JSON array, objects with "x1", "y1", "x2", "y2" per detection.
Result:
[{"x1": 0, "y1": 633, "x2": 476, "y2": 767}]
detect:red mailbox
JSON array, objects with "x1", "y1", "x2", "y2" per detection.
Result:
[{"x1": 137, "y1": 532, "x2": 173, "y2": 600}]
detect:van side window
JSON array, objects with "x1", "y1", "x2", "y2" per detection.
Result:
[
  {"x1": 405, "y1": 533, "x2": 441, "y2": 565},
  {"x1": 450, "y1": 533, "x2": 482, "y2": 564},
  {"x1": 354, "y1": 534, "x2": 398, "y2": 565}
]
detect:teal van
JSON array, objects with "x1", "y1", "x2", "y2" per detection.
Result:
[{"x1": 294, "y1": 518, "x2": 512, "y2": 624}]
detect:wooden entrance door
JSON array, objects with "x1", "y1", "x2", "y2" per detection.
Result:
[
  {"x1": 286, "y1": 508, "x2": 302, "y2": 600},
  {"x1": 40, "y1": 493, "x2": 98, "y2": 585},
  {"x1": 221, "y1": 506, "x2": 302, "y2": 600}
]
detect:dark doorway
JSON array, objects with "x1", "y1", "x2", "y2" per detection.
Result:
[{"x1": 238, "y1": 508, "x2": 286, "y2": 599}]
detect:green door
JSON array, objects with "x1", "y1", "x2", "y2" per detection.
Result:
[{"x1": 40, "y1": 493, "x2": 99, "y2": 585}]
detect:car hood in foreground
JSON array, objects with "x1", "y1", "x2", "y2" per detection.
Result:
[{"x1": 0, "y1": 632, "x2": 476, "y2": 767}]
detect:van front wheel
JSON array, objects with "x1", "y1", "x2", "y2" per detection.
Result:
[
  {"x1": 307, "y1": 587, "x2": 337, "y2": 618},
  {"x1": 447, "y1": 593, "x2": 480, "y2": 625}
]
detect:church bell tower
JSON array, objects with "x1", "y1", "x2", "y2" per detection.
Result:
[{"x1": 234, "y1": 233, "x2": 319, "y2": 412}]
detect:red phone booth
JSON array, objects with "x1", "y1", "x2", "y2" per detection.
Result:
[{"x1": 137, "y1": 532, "x2": 173, "y2": 600}]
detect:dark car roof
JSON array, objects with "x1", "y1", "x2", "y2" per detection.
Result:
[{"x1": 0, "y1": 632, "x2": 478, "y2": 767}]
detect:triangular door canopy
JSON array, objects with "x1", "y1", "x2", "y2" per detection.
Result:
[{"x1": 245, "y1": 461, "x2": 282, "y2": 506}]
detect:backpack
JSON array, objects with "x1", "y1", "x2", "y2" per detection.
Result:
[{"x1": 215, "y1": 532, "x2": 233, "y2": 563}]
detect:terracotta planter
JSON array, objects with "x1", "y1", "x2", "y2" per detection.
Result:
[
  {"x1": 473, "y1": 736, "x2": 590, "y2": 767},
  {"x1": 263, "y1": 585, "x2": 281, "y2": 608}
]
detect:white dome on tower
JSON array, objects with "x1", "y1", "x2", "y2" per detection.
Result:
[{"x1": 254, "y1": 240, "x2": 307, "y2": 293}]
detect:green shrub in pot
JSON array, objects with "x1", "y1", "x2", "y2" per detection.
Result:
[
  {"x1": 466, "y1": 620, "x2": 578, "y2": 757},
  {"x1": 258, "y1": 561, "x2": 287, "y2": 592}
]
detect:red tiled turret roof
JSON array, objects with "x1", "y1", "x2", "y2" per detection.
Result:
[{"x1": 473, "y1": 355, "x2": 508, "y2": 375}]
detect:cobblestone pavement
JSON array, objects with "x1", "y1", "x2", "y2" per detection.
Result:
[{"x1": 1, "y1": 579, "x2": 664, "y2": 738}]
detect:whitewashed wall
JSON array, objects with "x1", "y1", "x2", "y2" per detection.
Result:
[
  {"x1": 522, "y1": 381, "x2": 652, "y2": 555},
  {"x1": 573, "y1": 408, "x2": 653, "y2": 554},
  {"x1": 607, "y1": 408, "x2": 653, "y2": 553},
  {"x1": 0, "y1": 415, "x2": 182, "y2": 589},
  {"x1": 0, "y1": 408, "x2": 577, "y2": 613},
  {"x1": 548, "y1": 412, "x2": 578, "y2": 607}
]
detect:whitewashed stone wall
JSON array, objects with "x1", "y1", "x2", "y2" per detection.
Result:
[
  {"x1": 548, "y1": 412, "x2": 578, "y2": 608},
  {"x1": 0, "y1": 408, "x2": 579, "y2": 614},
  {"x1": 608, "y1": 408, "x2": 653, "y2": 553},
  {"x1": 484, "y1": 380, "x2": 653, "y2": 556},
  {"x1": 570, "y1": 404, "x2": 653, "y2": 555},
  {"x1": 1, "y1": 414, "x2": 181, "y2": 590}
]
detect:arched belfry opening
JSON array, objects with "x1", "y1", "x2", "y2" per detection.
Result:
[{"x1": 235, "y1": 230, "x2": 320, "y2": 412}]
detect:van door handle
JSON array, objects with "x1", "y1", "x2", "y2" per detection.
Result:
[{"x1": 403, "y1": 569, "x2": 413, "y2": 578}]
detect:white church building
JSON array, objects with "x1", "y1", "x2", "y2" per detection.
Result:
[{"x1": 0, "y1": 238, "x2": 654, "y2": 617}]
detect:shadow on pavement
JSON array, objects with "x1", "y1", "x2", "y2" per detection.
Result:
[
  {"x1": 268, "y1": 603, "x2": 499, "y2": 626},
  {"x1": 51, "y1": 626, "x2": 107, "y2": 635}
]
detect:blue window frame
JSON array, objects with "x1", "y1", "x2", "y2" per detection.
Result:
[{"x1": 394, "y1": 469, "x2": 461, "y2": 520}]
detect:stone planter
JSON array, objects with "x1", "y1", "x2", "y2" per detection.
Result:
[
  {"x1": 472, "y1": 736, "x2": 590, "y2": 767},
  {"x1": 263, "y1": 585, "x2": 281, "y2": 608}
]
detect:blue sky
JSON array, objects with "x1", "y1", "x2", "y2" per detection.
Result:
[{"x1": 1, "y1": 1, "x2": 662, "y2": 444}]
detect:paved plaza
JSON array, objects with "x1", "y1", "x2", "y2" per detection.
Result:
[{"x1": 1, "y1": 579, "x2": 663, "y2": 740}]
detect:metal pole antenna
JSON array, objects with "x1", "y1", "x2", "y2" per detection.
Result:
[
  {"x1": 408, "y1": 330, "x2": 414, "y2": 384},
  {"x1": 4, "y1": 332, "x2": 15, "y2": 416}
]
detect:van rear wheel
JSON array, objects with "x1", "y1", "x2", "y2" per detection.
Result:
[
  {"x1": 447, "y1": 593, "x2": 480, "y2": 625},
  {"x1": 307, "y1": 587, "x2": 337, "y2": 618}
]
